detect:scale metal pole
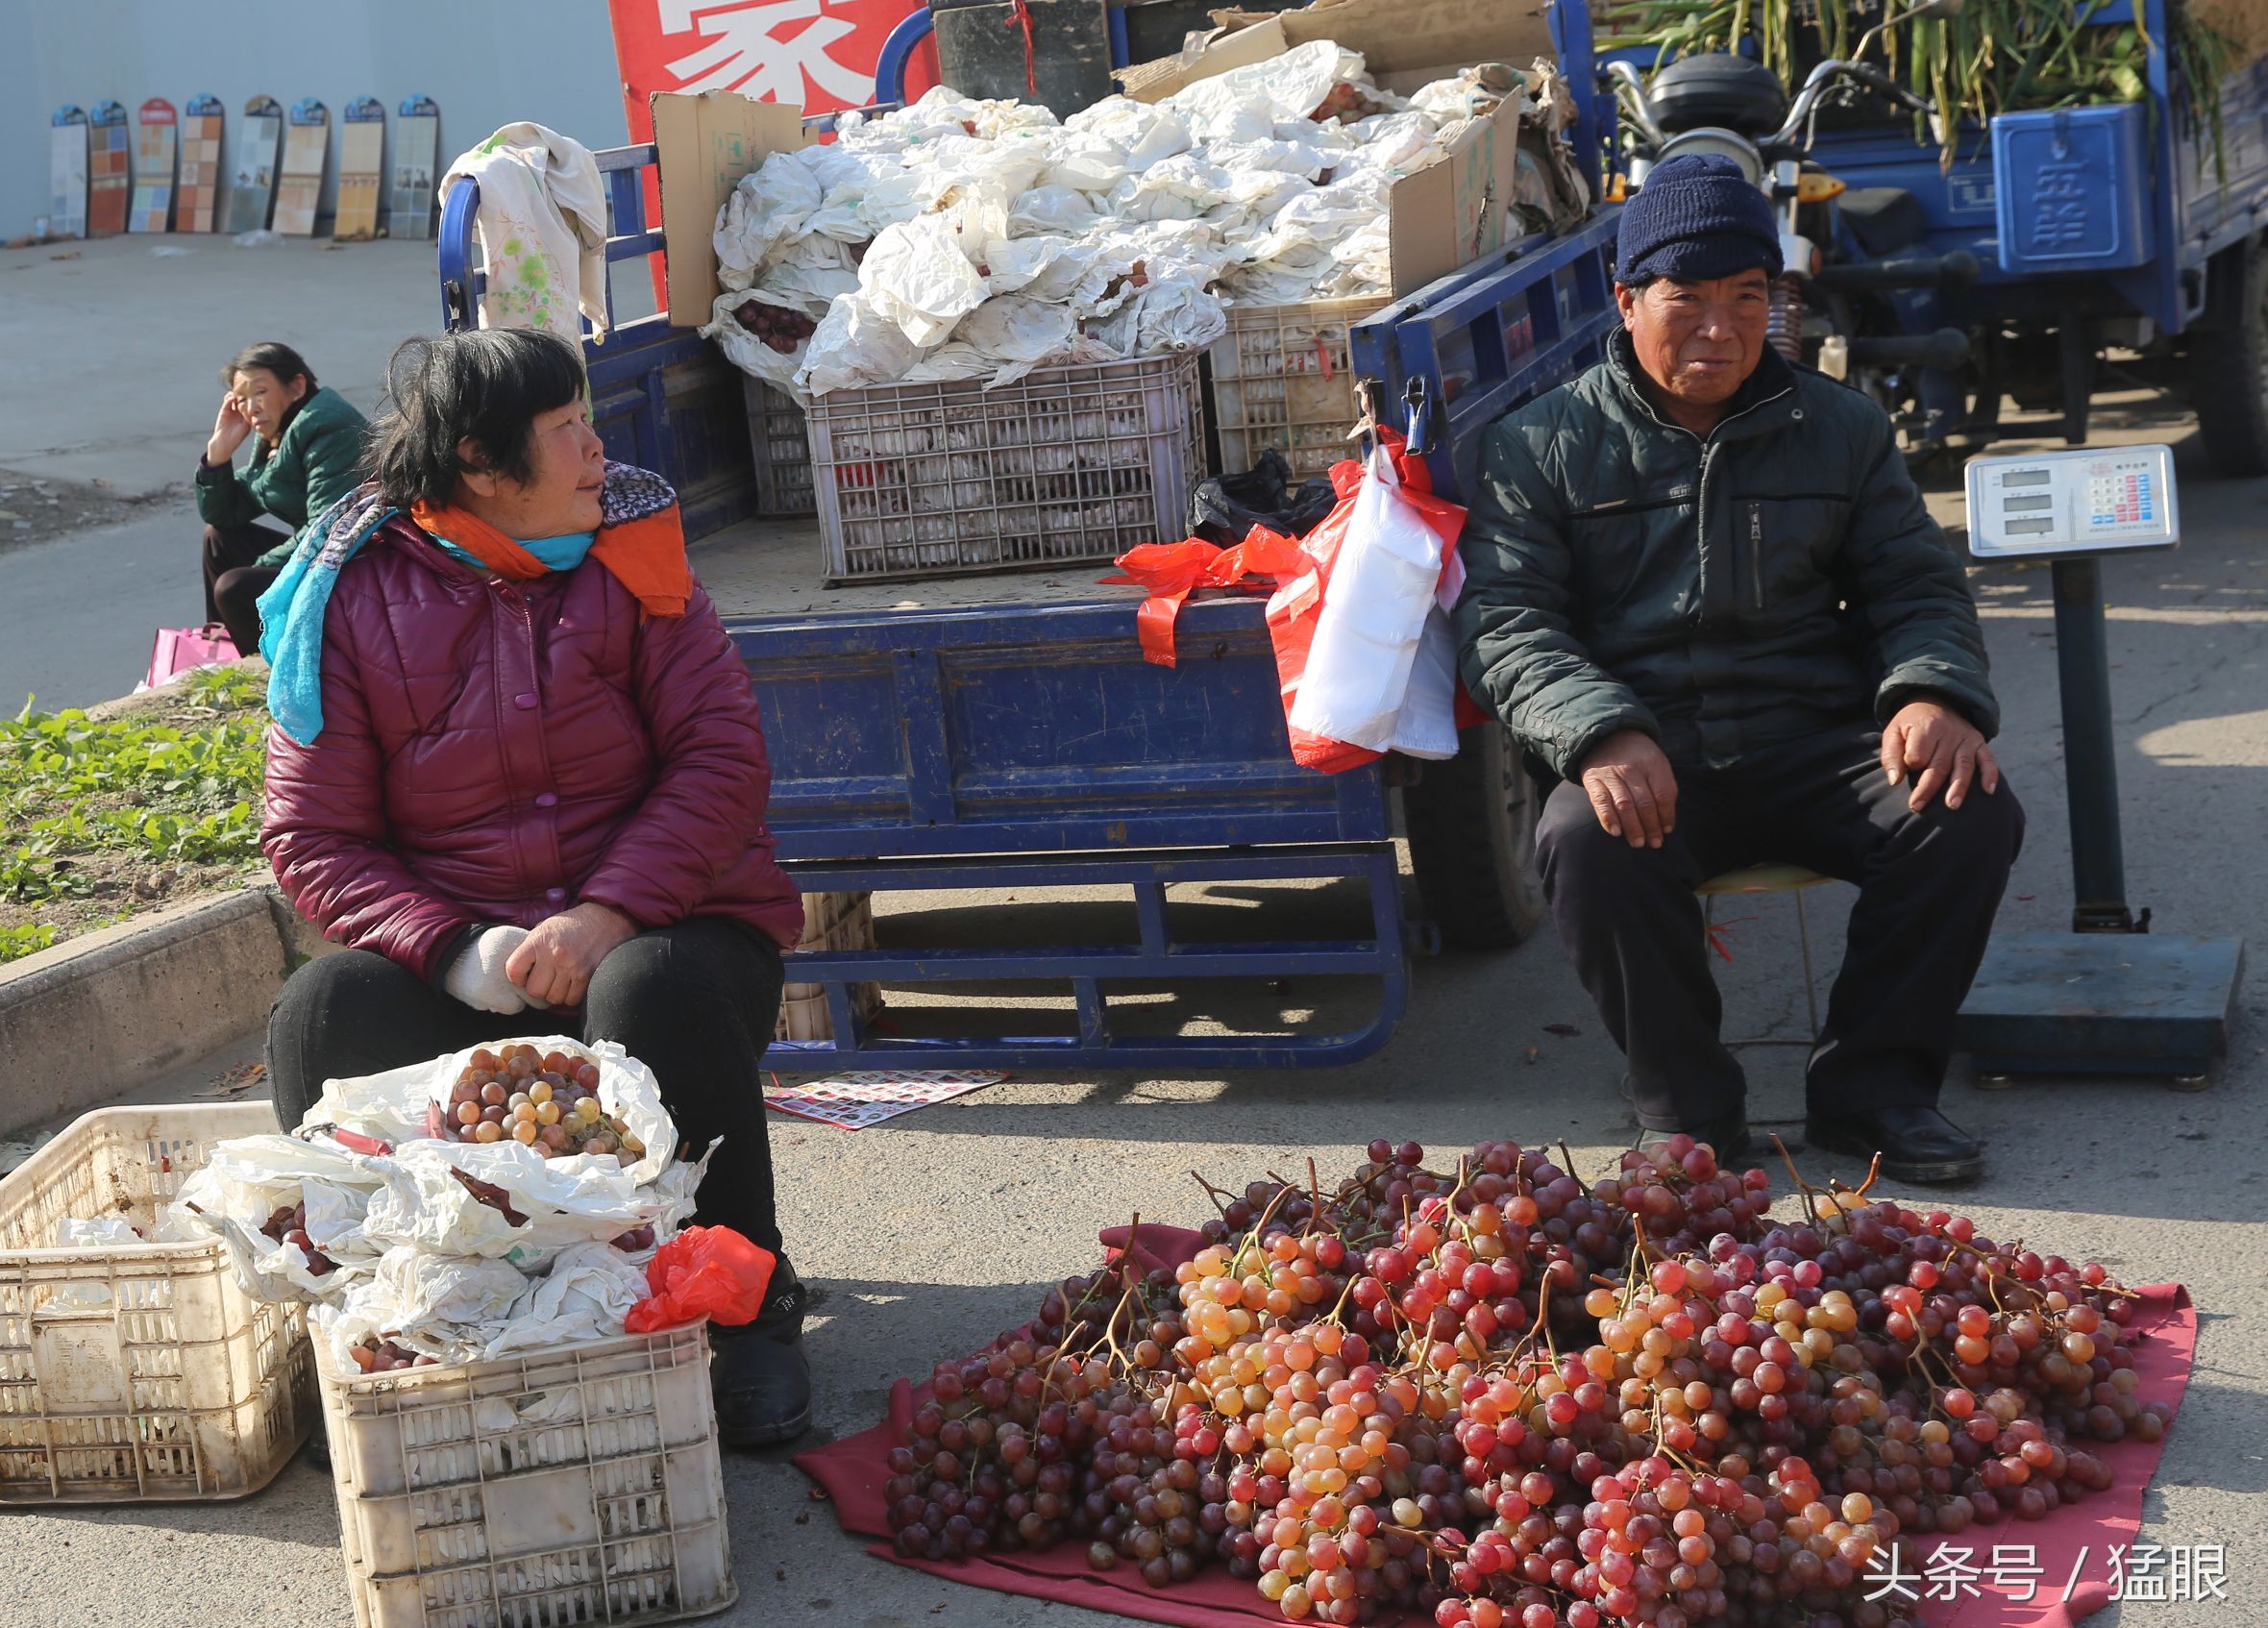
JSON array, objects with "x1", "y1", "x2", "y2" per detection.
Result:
[{"x1": 2049, "y1": 555, "x2": 2136, "y2": 933}]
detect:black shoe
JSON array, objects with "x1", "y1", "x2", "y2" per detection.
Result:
[
  {"x1": 709, "y1": 1261, "x2": 813, "y2": 1448},
  {"x1": 1805, "y1": 1105, "x2": 1984, "y2": 1185}
]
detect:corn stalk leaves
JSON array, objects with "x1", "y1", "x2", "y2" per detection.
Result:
[{"x1": 1598, "y1": 0, "x2": 2241, "y2": 170}]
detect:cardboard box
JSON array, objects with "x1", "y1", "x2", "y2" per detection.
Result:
[
  {"x1": 652, "y1": 89, "x2": 809, "y2": 328},
  {"x1": 1123, "y1": 0, "x2": 1558, "y2": 294}
]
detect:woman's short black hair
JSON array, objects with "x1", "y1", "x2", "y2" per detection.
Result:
[
  {"x1": 364, "y1": 330, "x2": 587, "y2": 509},
  {"x1": 223, "y1": 340, "x2": 316, "y2": 392}
]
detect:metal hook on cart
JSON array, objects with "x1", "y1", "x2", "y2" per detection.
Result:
[{"x1": 1402, "y1": 377, "x2": 1434, "y2": 456}]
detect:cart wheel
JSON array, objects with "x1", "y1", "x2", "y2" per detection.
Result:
[
  {"x1": 2190, "y1": 236, "x2": 2268, "y2": 478},
  {"x1": 1972, "y1": 1073, "x2": 2018, "y2": 1092},
  {"x1": 1402, "y1": 722, "x2": 1547, "y2": 950},
  {"x1": 2169, "y1": 1073, "x2": 2212, "y2": 1094}
]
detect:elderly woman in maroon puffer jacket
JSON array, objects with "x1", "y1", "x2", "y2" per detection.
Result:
[{"x1": 259, "y1": 329, "x2": 810, "y2": 1446}]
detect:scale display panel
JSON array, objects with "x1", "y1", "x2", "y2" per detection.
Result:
[{"x1": 1964, "y1": 445, "x2": 2179, "y2": 559}]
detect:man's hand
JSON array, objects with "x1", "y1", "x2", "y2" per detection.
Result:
[
  {"x1": 206, "y1": 391, "x2": 253, "y2": 465},
  {"x1": 505, "y1": 901, "x2": 638, "y2": 1009},
  {"x1": 1579, "y1": 728, "x2": 1679, "y2": 849},
  {"x1": 1882, "y1": 699, "x2": 1999, "y2": 812}
]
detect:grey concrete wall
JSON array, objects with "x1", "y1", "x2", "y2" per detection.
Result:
[{"x1": 4, "y1": 0, "x2": 634, "y2": 238}]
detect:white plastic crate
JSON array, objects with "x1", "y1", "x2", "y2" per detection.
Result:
[
  {"x1": 0, "y1": 1101, "x2": 315, "y2": 1503},
  {"x1": 777, "y1": 890, "x2": 883, "y2": 1043},
  {"x1": 319, "y1": 1325, "x2": 735, "y2": 1628},
  {"x1": 807, "y1": 351, "x2": 1206, "y2": 582},
  {"x1": 738, "y1": 373, "x2": 816, "y2": 517},
  {"x1": 1210, "y1": 297, "x2": 1389, "y2": 478}
]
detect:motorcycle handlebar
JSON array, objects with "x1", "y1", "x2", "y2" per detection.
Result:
[
  {"x1": 1611, "y1": 56, "x2": 1938, "y2": 164},
  {"x1": 1767, "y1": 60, "x2": 1935, "y2": 147},
  {"x1": 1606, "y1": 60, "x2": 1668, "y2": 145}
]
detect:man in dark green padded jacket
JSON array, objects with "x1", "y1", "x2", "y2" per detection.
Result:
[
  {"x1": 1453, "y1": 156, "x2": 2022, "y2": 1184},
  {"x1": 197, "y1": 341, "x2": 367, "y2": 655}
]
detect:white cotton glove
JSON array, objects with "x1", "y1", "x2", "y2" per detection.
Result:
[{"x1": 443, "y1": 926, "x2": 551, "y2": 1015}]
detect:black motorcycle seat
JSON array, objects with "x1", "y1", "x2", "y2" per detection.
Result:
[{"x1": 1648, "y1": 55, "x2": 1791, "y2": 136}]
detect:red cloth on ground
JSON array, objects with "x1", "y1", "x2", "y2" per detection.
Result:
[{"x1": 795, "y1": 1225, "x2": 2196, "y2": 1628}]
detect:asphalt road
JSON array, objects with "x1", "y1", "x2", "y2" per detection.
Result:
[
  {"x1": 2, "y1": 388, "x2": 2263, "y2": 1628},
  {"x1": 0, "y1": 504, "x2": 209, "y2": 711}
]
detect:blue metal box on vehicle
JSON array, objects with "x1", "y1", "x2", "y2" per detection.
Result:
[{"x1": 1991, "y1": 103, "x2": 2152, "y2": 275}]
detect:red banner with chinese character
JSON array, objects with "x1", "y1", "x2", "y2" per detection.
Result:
[
  {"x1": 609, "y1": 0, "x2": 938, "y2": 134},
  {"x1": 607, "y1": 0, "x2": 937, "y2": 308}
]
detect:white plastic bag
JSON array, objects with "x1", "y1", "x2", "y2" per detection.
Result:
[
  {"x1": 1007, "y1": 185, "x2": 1100, "y2": 236},
  {"x1": 55, "y1": 1217, "x2": 144, "y2": 1246},
  {"x1": 955, "y1": 295, "x2": 1081, "y2": 385},
  {"x1": 702, "y1": 287, "x2": 830, "y2": 398},
  {"x1": 311, "y1": 1247, "x2": 531, "y2": 1369},
  {"x1": 358, "y1": 1137, "x2": 707, "y2": 1260},
  {"x1": 1287, "y1": 444, "x2": 1460, "y2": 758},
  {"x1": 1163, "y1": 39, "x2": 1367, "y2": 139},
  {"x1": 167, "y1": 1132, "x2": 387, "y2": 1265},
  {"x1": 859, "y1": 212, "x2": 991, "y2": 347},
  {"x1": 714, "y1": 152, "x2": 825, "y2": 292},
  {"x1": 483, "y1": 1243, "x2": 648, "y2": 1359},
  {"x1": 800, "y1": 290, "x2": 924, "y2": 395}
]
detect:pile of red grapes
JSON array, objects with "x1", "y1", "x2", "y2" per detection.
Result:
[
  {"x1": 260, "y1": 1199, "x2": 336, "y2": 1276},
  {"x1": 879, "y1": 1136, "x2": 2172, "y2": 1627},
  {"x1": 348, "y1": 1338, "x2": 438, "y2": 1373},
  {"x1": 732, "y1": 300, "x2": 817, "y2": 353},
  {"x1": 443, "y1": 1045, "x2": 645, "y2": 1162}
]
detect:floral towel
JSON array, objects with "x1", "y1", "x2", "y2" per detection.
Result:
[{"x1": 442, "y1": 123, "x2": 609, "y2": 348}]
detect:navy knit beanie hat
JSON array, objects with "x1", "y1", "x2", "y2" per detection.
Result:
[{"x1": 1616, "y1": 154, "x2": 1784, "y2": 284}]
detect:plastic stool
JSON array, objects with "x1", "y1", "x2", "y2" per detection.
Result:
[{"x1": 1698, "y1": 863, "x2": 1835, "y2": 1047}]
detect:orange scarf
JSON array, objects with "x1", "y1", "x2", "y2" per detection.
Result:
[{"x1": 410, "y1": 497, "x2": 692, "y2": 618}]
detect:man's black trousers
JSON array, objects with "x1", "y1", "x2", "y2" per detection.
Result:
[
  {"x1": 1533, "y1": 722, "x2": 2024, "y2": 1131},
  {"x1": 266, "y1": 918, "x2": 789, "y2": 1253}
]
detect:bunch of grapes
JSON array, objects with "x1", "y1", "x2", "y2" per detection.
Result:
[
  {"x1": 732, "y1": 300, "x2": 817, "y2": 353},
  {"x1": 881, "y1": 1336, "x2": 1113, "y2": 1563},
  {"x1": 259, "y1": 1199, "x2": 336, "y2": 1275},
  {"x1": 875, "y1": 1131, "x2": 2165, "y2": 1628},
  {"x1": 348, "y1": 1338, "x2": 438, "y2": 1373},
  {"x1": 1080, "y1": 1395, "x2": 1228, "y2": 1587},
  {"x1": 443, "y1": 1046, "x2": 644, "y2": 1162}
]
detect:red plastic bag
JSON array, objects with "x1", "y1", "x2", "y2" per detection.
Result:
[
  {"x1": 1104, "y1": 530, "x2": 1310, "y2": 667},
  {"x1": 1265, "y1": 432, "x2": 1480, "y2": 772},
  {"x1": 624, "y1": 1224, "x2": 777, "y2": 1334}
]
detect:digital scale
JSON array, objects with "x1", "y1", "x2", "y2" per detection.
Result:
[
  {"x1": 1955, "y1": 445, "x2": 2243, "y2": 1084},
  {"x1": 1964, "y1": 443, "x2": 2177, "y2": 558}
]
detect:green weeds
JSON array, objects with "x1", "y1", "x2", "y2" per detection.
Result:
[{"x1": 2, "y1": 669, "x2": 268, "y2": 961}]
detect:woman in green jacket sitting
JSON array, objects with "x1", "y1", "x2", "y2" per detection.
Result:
[{"x1": 197, "y1": 342, "x2": 368, "y2": 654}]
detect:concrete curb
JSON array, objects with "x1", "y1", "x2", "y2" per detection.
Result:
[
  {"x1": 83, "y1": 654, "x2": 268, "y2": 724},
  {"x1": 0, "y1": 881, "x2": 325, "y2": 1138}
]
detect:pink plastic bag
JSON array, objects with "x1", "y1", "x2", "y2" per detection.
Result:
[{"x1": 142, "y1": 624, "x2": 236, "y2": 691}]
